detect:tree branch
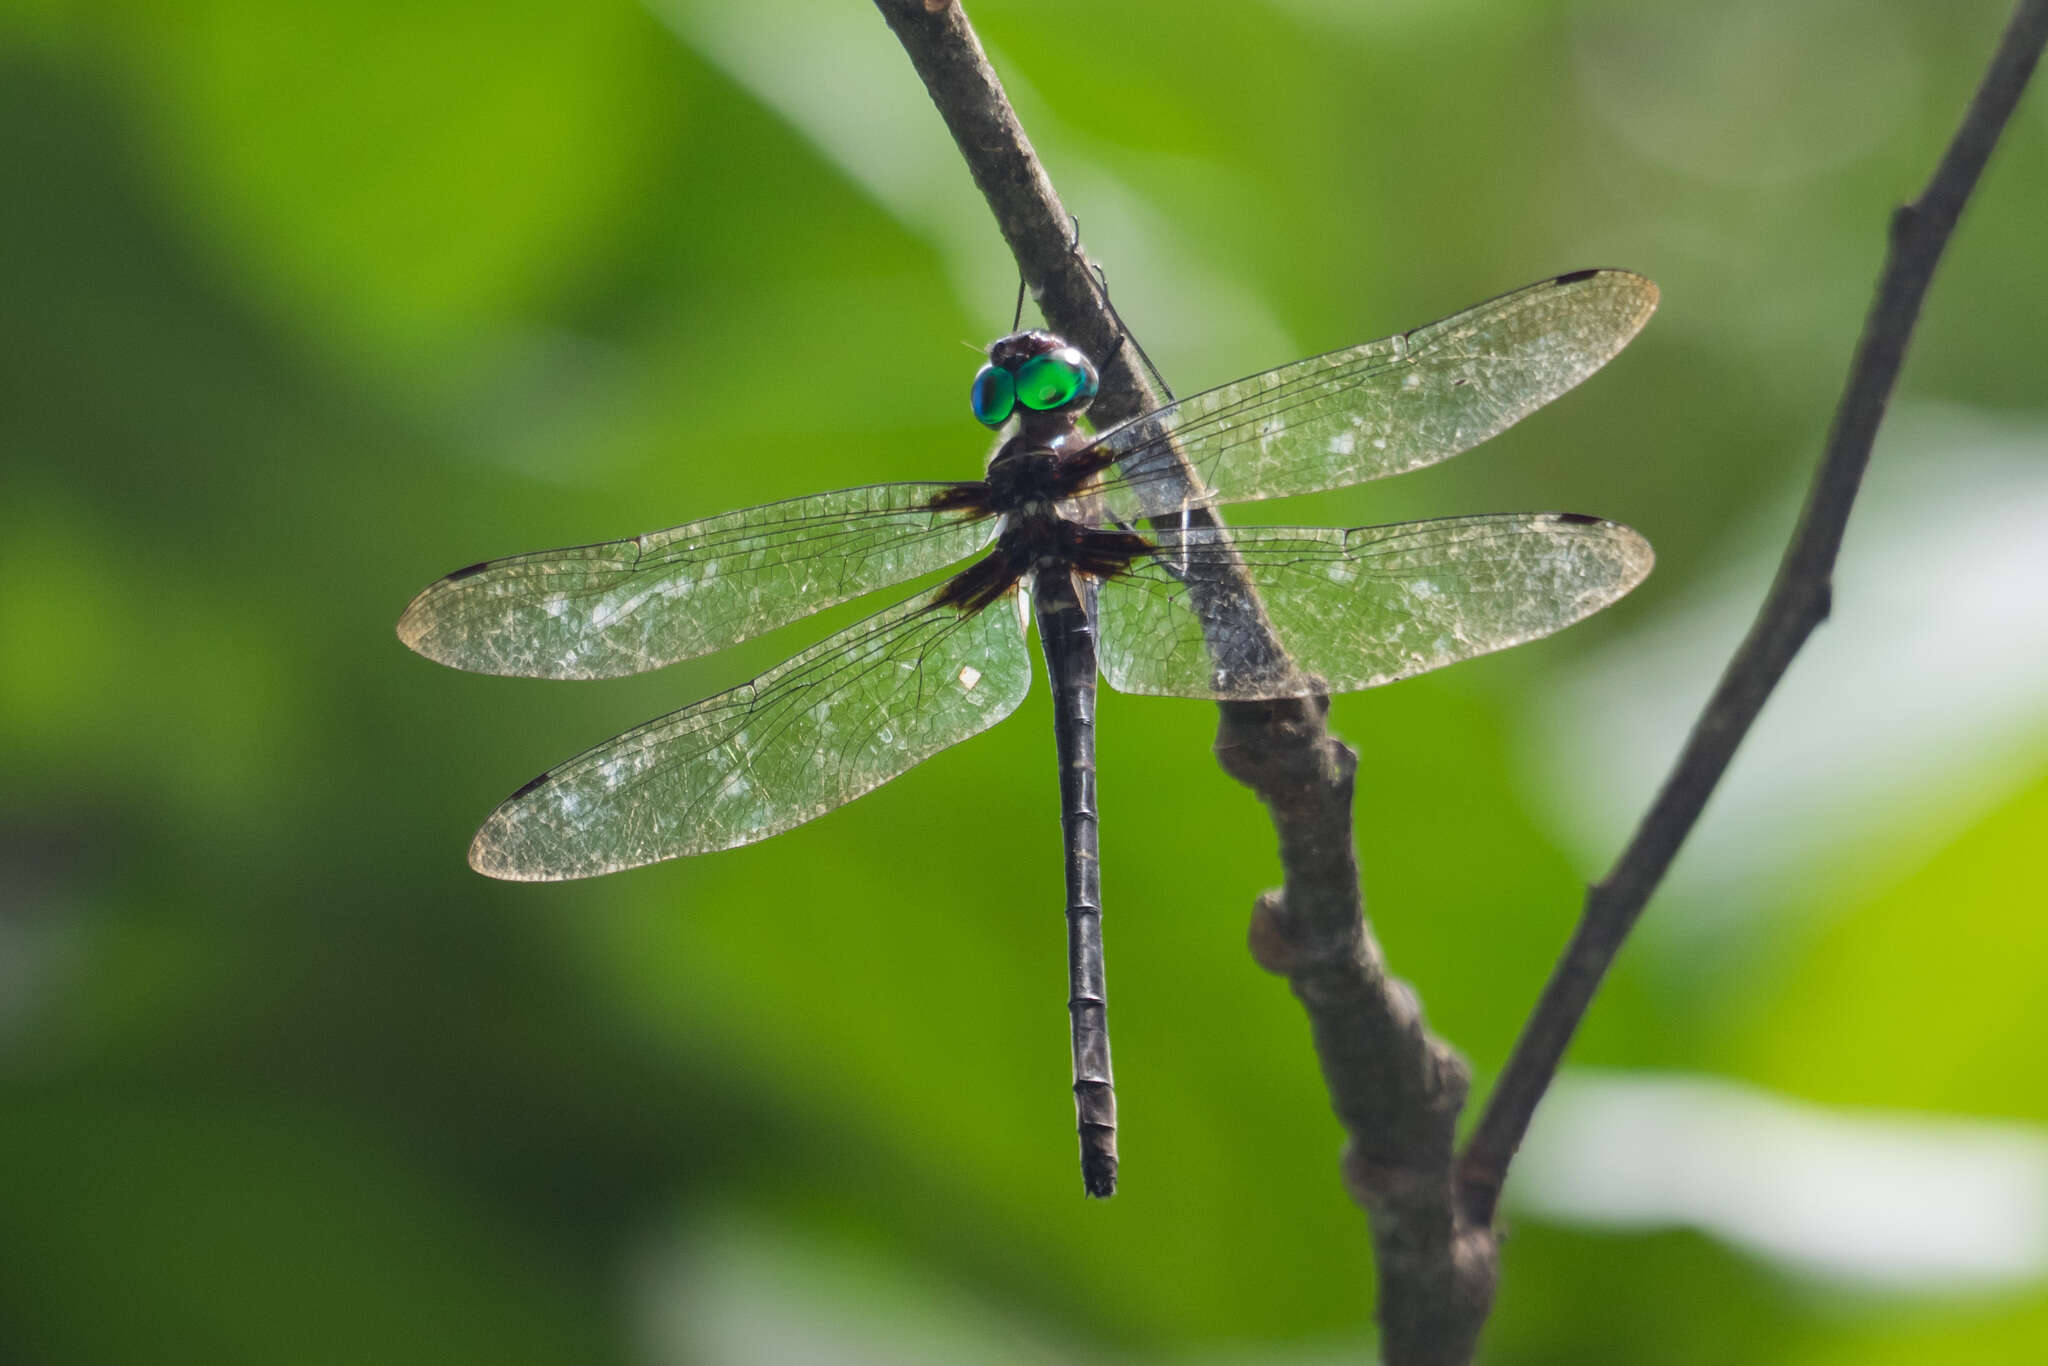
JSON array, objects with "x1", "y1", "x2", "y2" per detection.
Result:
[
  {"x1": 874, "y1": 2, "x2": 1483, "y2": 1358},
  {"x1": 1456, "y1": 0, "x2": 2048, "y2": 1231},
  {"x1": 872, "y1": 0, "x2": 1147, "y2": 424}
]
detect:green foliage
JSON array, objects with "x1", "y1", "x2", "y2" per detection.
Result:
[{"x1": 3, "y1": 2, "x2": 2044, "y2": 1361}]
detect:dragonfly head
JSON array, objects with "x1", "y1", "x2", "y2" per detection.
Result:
[{"x1": 972, "y1": 332, "x2": 1099, "y2": 430}]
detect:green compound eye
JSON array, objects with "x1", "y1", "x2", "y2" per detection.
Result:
[
  {"x1": 1014, "y1": 349, "x2": 1098, "y2": 411},
  {"x1": 970, "y1": 364, "x2": 1016, "y2": 427}
]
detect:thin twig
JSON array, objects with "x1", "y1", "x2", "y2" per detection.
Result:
[
  {"x1": 1456, "y1": 0, "x2": 2048, "y2": 1231},
  {"x1": 873, "y1": 2, "x2": 1484, "y2": 1358}
]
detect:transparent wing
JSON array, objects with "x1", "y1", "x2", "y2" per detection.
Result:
[
  {"x1": 1078, "y1": 271, "x2": 1657, "y2": 523},
  {"x1": 398, "y1": 483, "x2": 995, "y2": 679},
  {"x1": 469, "y1": 583, "x2": 1033, "y2": 880},
  {"x1": 1095, "y1": 515, "x2": 1654, "y2": 700}
]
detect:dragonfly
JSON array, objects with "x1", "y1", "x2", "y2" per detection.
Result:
[{"x1": 399, "y1": 268, "x2": 1658, "y2": 1198}]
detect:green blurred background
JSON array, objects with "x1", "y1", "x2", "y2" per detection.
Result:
[{"x1": 5, "y1": 0, "x2": 2046, "y2": 1361}]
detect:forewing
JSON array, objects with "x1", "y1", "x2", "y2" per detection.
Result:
[
  {"x1": 1080, "y1": 272, "x2": 1657, "y2": 522},
  {"x1": 398, "y1": 483, "x2": 995, "y2": 679},
  {"x1": 469, "y1": 584, "x2": 1033, "y2": 880},
  {"x1": 1096, "y1": 515, "x2": 1653, "y2": 700}
]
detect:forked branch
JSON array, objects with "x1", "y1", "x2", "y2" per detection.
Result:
[{"x1": 879, "y1": 0, "x2": 2048, "y2": 1362}]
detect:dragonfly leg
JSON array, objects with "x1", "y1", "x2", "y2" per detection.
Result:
[{"x1": 1057, "y1": 210, "x2": 1175, "y2": 403}]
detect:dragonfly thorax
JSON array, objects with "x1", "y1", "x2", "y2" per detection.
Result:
[{"x1": 982, "y1": 437, "x2": 1075, "y2": 511}]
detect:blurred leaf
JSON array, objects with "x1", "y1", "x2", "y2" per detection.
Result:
[
  {"x1": 1720, "y1": 766, "x2": 2048, "y2": 1121},
  {"x1": 119, "y1": 0, "x2": 674, "y2": 380},
  {"x1": 1784, "y1": 1292, "x2": 2048, "y2": 1366},
  {"x1": 0, "y1": 1096, "x2": 608, "y2": 1366}
]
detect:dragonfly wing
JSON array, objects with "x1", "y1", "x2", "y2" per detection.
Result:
[
  {"x1": 1081, "y1": 271, "x2": 1657, "y2": 523},
  {"x1": 399, "y1": 482, "x2": 995, "y2": 679},
  {"x1": 469, "y1": 583, "x2": 1033, "y2": 880},
  {"x1": 1096, "y1": 515, "x2": 1653, "y2": 700}
]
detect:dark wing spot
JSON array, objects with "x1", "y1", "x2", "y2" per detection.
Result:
[
  {"x1": 510, "y1": 771, "x2": 551, "y2": 800},
  {"x1": 446, "y1": 561, "x2": 490, "y2": 582},
  {"x1": 933, "y1": 549, "x2": 1022, "y2": 613},
  {"x1": 1554, "y1": 268, "x2": 1601, "y2": 285},
  {"x1": 1554, "y1": 512, "x2": 1602, "y2": 525},
  {"x1": 922, "y1": 481, "x2": 995, "y2": 514}
]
